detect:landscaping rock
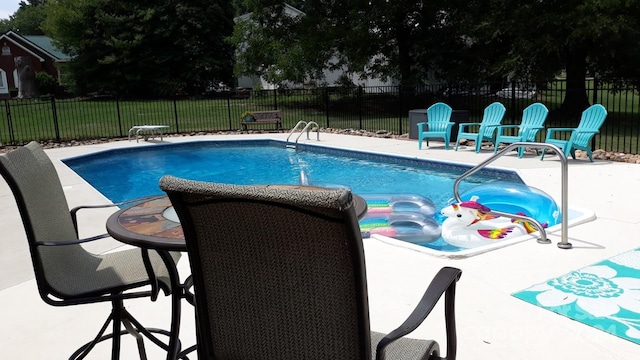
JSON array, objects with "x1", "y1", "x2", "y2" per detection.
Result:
[{"x1": 1, "y1": 128, "x2": 638, "y2": 165}]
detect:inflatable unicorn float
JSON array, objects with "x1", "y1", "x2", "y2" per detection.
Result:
[{"x1": 440, "y1": 195, "x2": 545, "y2": 248}]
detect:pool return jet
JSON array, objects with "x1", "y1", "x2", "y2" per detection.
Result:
[{"x1": 452, "y1": 142, "x2": 571, "y2": 249}]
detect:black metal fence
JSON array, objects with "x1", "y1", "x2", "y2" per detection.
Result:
[{"x1": 2, "y1": 79, "x2": 639, "y2": 153}]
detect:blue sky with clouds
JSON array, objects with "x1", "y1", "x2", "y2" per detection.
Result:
[{"x1": 1, "y1": 1, "x2": 21, "y2": 21}]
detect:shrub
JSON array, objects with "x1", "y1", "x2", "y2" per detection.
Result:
[{"x1": 35, "y1": 72, "x2": 57, "y2": 95}]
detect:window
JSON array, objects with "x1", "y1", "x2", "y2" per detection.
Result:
[
  {"x1": 1, "y1": 43, "x2": 10, "y2": 56},
  {"x1": 56, "y1": 63, "x2": 70, "y2": 85},
  {"x1": 0, "y1": 69, "x2": 8, "y2": 94}
]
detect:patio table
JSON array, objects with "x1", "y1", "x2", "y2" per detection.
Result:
[{"x1": 106, "y1": 195, "x2": 187, "y2": 360}]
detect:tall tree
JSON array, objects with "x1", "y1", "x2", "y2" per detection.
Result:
[
  {"x1": 43, "y1": 0, "x2": 235, "y2": 97},
  {"x1": 1, "y1": 1, "x2": 47, "y2": 34},
  {"x1": 231, "y1": 1, "x2": 336, "y2": 86},
  {"x1": 462, "y1": 0, "x2": 640, "y2": 119},
  {"x1": 342, "y1": 0, "x2": 467, "y2": 84},
  {"x1": 231, "y1": 0, "x2": 464, "y2": 86}
]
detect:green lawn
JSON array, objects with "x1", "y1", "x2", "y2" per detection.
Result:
[{"x1": 2, "y1": 83, "x2": 639, "y2": 153}]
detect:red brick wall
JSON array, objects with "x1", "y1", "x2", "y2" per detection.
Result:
[{"x1": 0, "y1": 41, "x2": 55, "y2": 89}]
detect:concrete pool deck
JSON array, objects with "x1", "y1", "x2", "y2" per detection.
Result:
[{"x1": 1, "y1": 133, "x2": 639, "y2": 359}]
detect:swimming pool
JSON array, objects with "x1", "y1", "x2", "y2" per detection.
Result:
[{"x1": 63, "y1": 140, "x2": 573, "y2": 256}]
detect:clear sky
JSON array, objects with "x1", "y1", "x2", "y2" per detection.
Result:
[{"x1": 1, "y1": 0, "x2": 22, "y2": 21}]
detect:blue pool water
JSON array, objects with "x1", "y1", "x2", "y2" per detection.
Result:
[{"x1": 63, "y1": 140, "x2": 528, "y2": 252}]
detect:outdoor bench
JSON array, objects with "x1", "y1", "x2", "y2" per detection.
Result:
[{"x1": 241, "y1": 110, "x2": 282, "y2": 132}]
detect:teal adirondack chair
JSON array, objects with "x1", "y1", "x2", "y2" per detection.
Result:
[
  {"x1": 540, "y1": 104, "x2": 607, "y2": 162},
  {"x1": 494, "y1": 102, "x2": 549, "y2": 157},
  {"x1": 455, "y1": 102, "x2": 506, "y2": 153},
  {"x1": 417, "y1": 102, "x2": 454, "y2": 150}
]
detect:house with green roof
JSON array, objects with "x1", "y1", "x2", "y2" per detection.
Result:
[{"x1": 0, "y1": 31, "x2": 71, "y2": 99}]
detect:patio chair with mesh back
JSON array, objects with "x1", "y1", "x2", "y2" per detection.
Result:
[
  {"x1": 0, "y1": 141, "x2": 181, "y2": 359},
  {"x1": 160, "y1": 176, "x2": 462, "y2": 360}
]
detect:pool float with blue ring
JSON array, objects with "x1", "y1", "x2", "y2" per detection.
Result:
[
  {"x1": 456, "y1": 182, "x2": 560, "y2": 227},
  {"x1": 361, "y1": 194, "x2": 436, "y2": 216},
  {"x1": 360, "y1": 212, "x2": 441, "y2": 244}
]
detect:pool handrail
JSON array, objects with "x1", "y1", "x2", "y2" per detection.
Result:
[
  {"x1": 452, "y1": 142, "x2": 570, "y2": 249},
  {"x1": 287, "y1": 120, "x2": 320, "y2": 148},
  {"x1": 286, "y1": 120, "x2": 308, "y2": 147}
]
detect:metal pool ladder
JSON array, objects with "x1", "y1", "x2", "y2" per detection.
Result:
[
  {"x1": 453, "y1": 142, "x2": 571, "y2": 249},
  {"x1": 286, "y1": 120, "x2": 320, "y2": 148}
]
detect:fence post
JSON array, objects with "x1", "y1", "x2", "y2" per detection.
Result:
[
  {"x1": 3, "y1": 99, "x2": 15, "y2": 145},
  {"x1": 273, "y1": 88, "x2": 278, "y2": 110},
  {"x1": 510, "y1": 80, "x2": 517, "y2": 124},
  {"x1": 50, "y1": 96, "x2": 60, "y2": 142},
  {"x1": 592, "y1": 76, "x2": 598, "y2": 104},
  {"x1": 324, "y1": 86, "x2": 330, "y2": 128},
  {"x1": 173, "y1": 97, "x2": 180, "y2": 133},
  {"x1": 592, "y1": 76, "x2": 598, "y2": 150},
  {"x1": 116, "y1": 97, "x2": 123, "y2": 137},
  {"x1": 358, "y1": 85, "x2": 363, "y2": 129},
  {"x1": 227, "y1": 96, "x2": 232, "y2": 131},
  {"x1": 398, "y1": 84, "x2": 403, "y2": 134}
]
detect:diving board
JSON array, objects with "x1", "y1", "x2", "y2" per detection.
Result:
[{"x1": 128, "y1": 125, "x2": 170, "y2": 142}]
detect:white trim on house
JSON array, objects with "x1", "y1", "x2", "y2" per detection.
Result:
[
  {"x1": 0, "y1": 32, "x2": 46, "y2": 62},
  {"x1": 0, "y1": 69, "x2": 8, "y2": 94},
  {"x1": 12, "y1": 69, "x2": 18, "y2": 89},
  {"x1": 234, "y1": 3, "x2": 304, "y2": 22}
]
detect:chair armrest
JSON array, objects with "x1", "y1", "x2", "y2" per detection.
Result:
[
  {"x1": 546, "y1": 127, "x2": 575, "y2": 133},
  {"x1": 521, "y1": 126, "x2": 545, "y2": 134},
  {"x1": 376, "y1": 266, "x2": 462, "y2": 360},
  {"x1": 496, "y1": 125, "x2": 520, "y2": 136},
  {"x1": 33, "y1": 233, "x2": 111, "y2": 247},
  {"x1": 70, "y1": 194, "x2": 164, "y2": 213},
  {"x1": 70, "y1": 195, "x2": 165, "y2": 234},
  {"x1": 458, "y1": 123, "x2": 482, "y2": 132},
  {"x1": 458, "y1": 123, "x2": 482, "y2": 129},
  {"x1": 545, "y1": 128, "x2": 575, "y2": 140}
]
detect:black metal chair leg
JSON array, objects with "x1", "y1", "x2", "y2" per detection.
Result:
[
  {"x1": 158, "y1": 250, "x2": 183, "y2": 360},
  {"x1": 177, "y1": 344, "x2": 198, "y2": 359},
  {"x1": 123, "y1": 307, "x2": 178, "y2": 351},
  {"x1": 111, "y1": 300, "x2": 123, "y2": 360},
  {"x1": 69, "y1": 298, "x2": 177, "y2": 360},
  {"x1": 122, "y1": 316, "x2": 147, "y2": 360},
  {"x1": 69, "y1": 312, "x2": 115, "y2": 359}
]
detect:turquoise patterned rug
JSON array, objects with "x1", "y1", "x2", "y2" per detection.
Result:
[{"x1": 513, "y1": 248, "x2": 640, "y2": 345}]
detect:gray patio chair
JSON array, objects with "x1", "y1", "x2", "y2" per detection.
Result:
[
  {"x1": 0, "y1": 141, "x2": 181, "y2": 360},
  {"x1": 160, "y1": 176, "x2": 462, "y2": 360}
]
